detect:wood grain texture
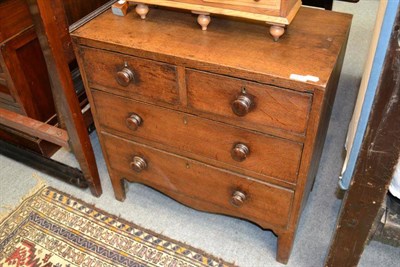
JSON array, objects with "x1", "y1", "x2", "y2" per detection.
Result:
[
  {"x1": 277, "y1": 231, "x2": 295, "y2": 264},
  {"x1": 177, "y1": 66, "x2": 188, "y2": 106},
  {"x1": 168, "y1": 0, "x2": 282, "y2": 14},
  {"x1": 280, "y1": 0, "x2": 298, "y2": 16},
  {"x1": 301, "y1": 30, "x2": 349, "y2": 213},
  {"x1": 62, "y1": 0, "x2": 110, "y2": 25},
  {"x1": 203, "y1": 0, "x2": 280, "y2": 10},
  {"x1": 0, "y1": 85, "x2": 12, "y2": 100},
  {"x1": 103, "y1": 132, "x2": 294, "y2": 229},
  {"x1": 275, "y1": 28, "x2": 349, "y2": 263},
  {"x1": 0, "y1": 0, "x2": 104, "y2": 157},
  {"x1": 72, "y1": 7, "x2": 352, "y2": 92},
  {"x1": 0, "y1": 100, "x2": 22, "y2": 115},
  {"x1": 83, "y1": 50, "x2": 307, "y2": 142},
  {"x1": 0, "y1": 0, "x2": 59, "y2": 156},
  {"x1": 0, "y1": 124, "x2": 60, "y2": 156},
  {"x1": 126, "y1": 0, "x2": 293, "y2": 24},
  {"x1": 92, "y1": 89, "x2": 303, "y2": 183},
  {"x1": 82, "y1": 47, "x2": 180, "y2": 106},
  {"x1": 0, "y1": 0, "x2": 32, "y2": 43},
  {"x1": 186, "y1": 69, "x2": 312, "y2": 135},
  {"x1": 0, "y1": 62, "x2": 12, "y2": 97},
  {"x1": 0, "y1": 24, "x2": 60, "y2": 156},
  {"x1": 47, "y1": 0, "x2": 110, "y2": 65}
]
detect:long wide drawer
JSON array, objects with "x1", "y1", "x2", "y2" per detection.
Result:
[
  {"x1": 93, "y1": 90, "x2": 303, "y2": 183},
  {"x1": 81, "y1": 47, "x2": 179, "y2": 105},
  {"x1": 202, "y1": 0, "x2": 279, "y2": 9},
  {"x1": 102, "y1": 132, "x2": 294, "y2": 228},
  {"x1": 186, "y1": 69, "x2": 312, "y2": 135}
]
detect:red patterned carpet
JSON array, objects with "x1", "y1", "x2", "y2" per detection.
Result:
[{"x1": 0, "y1": 187, "x2": 233, "y2": 267}]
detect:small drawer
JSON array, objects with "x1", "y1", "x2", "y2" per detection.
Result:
[
  {"x1": 81, "y1": 47, "x2": 179, "y2": 105},
  {"x1": 202, "y1": 0, "x2": 280, "y2": 10},
  {"x1": 186, "y1": 69, "x2": 312, "y2": 135},
  {"x1": 93, "y1": 90, "x2": 302, "y2": 184},
  {"x1": 103, "y1": 132, "x2": 294, "y2": 228}
]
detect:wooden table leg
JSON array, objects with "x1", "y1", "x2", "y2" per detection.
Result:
[
  {"x1": 26, "y1": 0, "x2": 102, "y2": 197},
  {"x1": 277, "y1": 231, "x2": 295, "y2": 264},
  {"x1": 111, "y1": 174, "x2": 127, "y2": 201}
]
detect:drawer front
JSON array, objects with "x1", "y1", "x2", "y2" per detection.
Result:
[
  {"x1": 103, "y1": 132, "x2": 293, "y2": 228},
  {"x1": 186, "y1": 69, "x2": 312, "y2": 135},
  {"x1": 202, "y1": 0, "x2": 280, "y2": 10},
  {"x1": 93, "y1": 90, "x2": 302, "y2": 183},
  {"x1": 82, "y1": 47, "x2": 179, "y2": 105}
]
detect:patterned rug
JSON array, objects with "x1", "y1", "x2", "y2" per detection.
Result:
[{"x1": 0, "y1": 187, "x2": 233, "y2": 267}]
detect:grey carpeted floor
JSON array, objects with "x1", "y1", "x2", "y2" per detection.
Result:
[{"x1": 1, "y1": 0, "x2": 398, "y2": 266}]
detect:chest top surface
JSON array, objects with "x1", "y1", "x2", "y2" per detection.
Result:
[{"x1": 71, "y1": 6, "x2": 352, "y2": 91}]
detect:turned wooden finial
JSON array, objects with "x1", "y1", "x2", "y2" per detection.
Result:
[
  {"x1": 269, "y1": 25, "x2": 285, "y2": 41},
  {"x1": 197, "y1": 14, "x2": 211, "y2": 31},
  {"x1": 135, "y1": 3, "x2": 149, "y2": 19}
]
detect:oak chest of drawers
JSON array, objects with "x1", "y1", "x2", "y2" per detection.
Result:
[{"x1": 72, "y1": 7, "x2": 352, "y2": 264}]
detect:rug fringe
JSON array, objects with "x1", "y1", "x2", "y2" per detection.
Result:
[{"x1": 0, "y1": 172, "x2": 47, "y2": 221}]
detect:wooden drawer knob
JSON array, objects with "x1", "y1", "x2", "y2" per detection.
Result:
[
  {"x1": 231, "y1": 191, "x2": 246, "y2": 207},
  {"x1": 231, "y1": 143, "x2": 250, "y2": 162},
  {"x1": 126, "y1": 113, "x2": 142, "y2": 131},
  {"x1": 116, "y1": 66, "x2": 135, "y2": 87},
  {"x1": 130, "y1": 156, "x2": 147, "y2": 172},
  {"x1": 232, "y1": 94, "x2": 254, "y2": 116}
]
